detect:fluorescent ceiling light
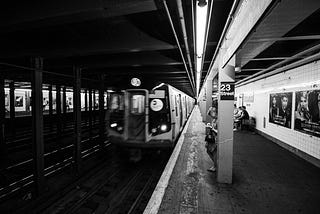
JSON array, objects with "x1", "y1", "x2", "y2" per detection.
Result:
[
  {"x1": 196, "y1": 1, "x2": 208, "y2": 95},
  {"x1": 196, "y1": 57, "x2": 202, "y2": 72},
  {"x1": 196, "y1": 4, "x2": 208, "y2": 57},
  {"x1": 196, "y1": 77, "x2": 200, "y2": 95}
]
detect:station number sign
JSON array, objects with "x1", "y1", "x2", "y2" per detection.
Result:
[{"x1": 220, "y1": 82, "x2": 234, "y2": 100}]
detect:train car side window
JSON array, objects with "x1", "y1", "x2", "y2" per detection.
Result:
[
  {"x1": 131, "y1": 94, "x2": 145, "y2": 114},
  {"x1": 175, "y1": 95, "x2": 178, "y2": 117}
]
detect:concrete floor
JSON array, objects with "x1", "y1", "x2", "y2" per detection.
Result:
[{"x1": 157, "y1": 108, "x2": 320, "y2": 214}]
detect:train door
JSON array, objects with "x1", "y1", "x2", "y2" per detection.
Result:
[
  {"x1": 179, "y1": 94, "x2": 183, "y2": 129},
  {"x1": 127, "y1": 90, "x2": 147, "y2": 141},
  {"x1": 184, "y1": 96, "x2": 187, "y2": 119}
]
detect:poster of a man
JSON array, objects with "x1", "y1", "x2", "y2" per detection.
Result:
[
  {"x1": 269, "y1": 92, "x2": 292, "y2": 128},
  {"x1": 295, "y1": 90, "x2": 320, "y2": 137}
]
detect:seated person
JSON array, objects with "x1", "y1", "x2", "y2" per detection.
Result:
[
  {"x1": 234, "y1": 104, "x2": 239, "y2": 117},
  {"x1": 235, "y1": 106, "x2": 249, "y2": 130},
  {"x1": 240, "y1": 106, "x2": 249, "y2": 120},
  {"x1": 234, "y1": 106, "x2": 243, "y2": 130}
]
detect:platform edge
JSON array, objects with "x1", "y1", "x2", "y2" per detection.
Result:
[{"x1": 143, "y1": 106, "x2": 197, "y2": 214}]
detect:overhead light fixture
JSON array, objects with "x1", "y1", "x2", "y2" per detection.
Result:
[
  {"x1": 198, "y1": 0, "x2": 207, "y2": 7},
  {"x1": 131, "y1": 78, "x2": 141, "y2": 87},
  {"x1": 196, "y1": 0, "x2": 208, "y2": 96}
]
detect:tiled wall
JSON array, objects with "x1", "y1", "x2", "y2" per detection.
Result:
[{"x1": 236, "y1": 60, "x2": 320, "y2": 160}]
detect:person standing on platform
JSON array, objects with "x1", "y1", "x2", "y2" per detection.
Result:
[{"x1": 205, "y1": 105, "x2": 218, "y2": 172}]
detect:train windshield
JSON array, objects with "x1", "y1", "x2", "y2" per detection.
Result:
[
  {"x1": 130, "y1": 94, "x2": 145, "y2": 114},
  {"x1": 109, "y1": 92, "x2": 125, "y2": 133},
  {"x1": 149, "y1": 87, "x2": 171, "y2": 135},
  {"x1": 110, "y1": 93, "x2": 124, "y2": 111}
]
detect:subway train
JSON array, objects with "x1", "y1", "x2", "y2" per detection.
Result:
[{"x1": 107, "y1": 83, "x2": 195, "y2": 154}]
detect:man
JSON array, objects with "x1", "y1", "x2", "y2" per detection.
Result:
[
  {"x1": 310, "y1": 91, "x2": 320, "y2": 123},
  {"x1": 279, "y1": 95, "x2": 291, "y2": 128}
]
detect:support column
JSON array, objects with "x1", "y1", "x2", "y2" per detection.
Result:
[
  {"x1": 217, "y1": 55, "x2": 235, "y2": 184},
  {"x1": 205, "y1": 77, "x2": 213, "y2": 124},
  {"x1": 84, "y1": 89, "x2": 88, "y2": 112},
  {"x1": 56, "y1": 85, "x2": 62, "y2": 142},
  {"x1": 31, "y1": 57, "x2": 45, "y2": 195},
  {"x1": 93, "y1": 90, "x2": 96, "y2": 110},
  {"x1": 0, "y1": 74, "x2": 6, "y2": 167},
  {"x1": 88, "y1": 88, "x2": 93, "y2": 140},
  {"x1": 62, "y1": 86, "x2": 67, "y2": 130},
  {"x1": 99, "y1": 76, "x2": 105, "y2": 147},
  {"x1": 73, "y1": 67, "x2": 81, "y2": 174},
  {"x1": 9, "y1": 81, "x2": 15, "y2": 137},
  {"x1": 48, "y1": 85, "x2": 53, "y2": 130},
  {"x1": 84, "y1": 89, "x2": 88, "y2": 123},
  {"x1": 93, "y1": 90, "x2": 96, "y2": 122}
]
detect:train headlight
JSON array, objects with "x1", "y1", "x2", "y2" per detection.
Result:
[
  {"x1": 160, "y1": 124, "x2": 167, "y2": 132},
  {"x1": 110, "y1": 123, "x2": 117, "y2": 128}
]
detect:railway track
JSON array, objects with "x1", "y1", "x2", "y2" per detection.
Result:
[
  {"x1": 0, "y1": 117, "x2": 108, "y2": 203},
  {"x1": 0, "y1": 140, "x2": 111, "y2": 202},
  {"x1": 42, "y1": 152, "x2": 169, "y2": 214}
]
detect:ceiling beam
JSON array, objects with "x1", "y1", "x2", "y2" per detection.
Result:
[
  {"x1": 0, "y1": 0, "x2": 157, "y2": 33},
  {"x1": 241, "y1": 57, "x2": 290, "y2": 61},
  {"x1": 248, "y1": 35, "x2": 320, "y2": 43},
  {"x1": 237, "y1": 43, "x2": 320, "y2": 86},
  {"x1": 240, "y1": 68, "x2": 263, "y2": 72},
  {"x1": 236, "y1": 0, "x2": 320, "y2": 69}
]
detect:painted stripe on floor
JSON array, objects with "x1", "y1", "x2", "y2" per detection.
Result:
[{"x1": 143, "y1": 106, "x2": 198, "y2": 214}]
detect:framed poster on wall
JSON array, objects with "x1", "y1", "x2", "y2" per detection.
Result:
[
  {"x1": 269, "y1": 92, "x2": 292, "y2": 128},
  {"x1": 14, "y1": 91, "x2": 26, "y2": 112},
  {"x1": 294, "y1": 90, "x2": 320, "y2": 137}
]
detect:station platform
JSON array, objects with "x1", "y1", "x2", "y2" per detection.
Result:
[{"x1": 144, "y1": 106, "x2": 320, "y2": 214}]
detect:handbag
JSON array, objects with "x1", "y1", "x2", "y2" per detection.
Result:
[{"x1": 205, "y1": 125, "x2": 215, "y2": 144}]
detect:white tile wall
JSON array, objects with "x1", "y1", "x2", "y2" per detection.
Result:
[{"x1": 236, "y1": 60, "x2": 320, "y2": 159}]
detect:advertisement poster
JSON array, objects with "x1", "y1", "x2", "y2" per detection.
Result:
[
  {"x1": 294, "y1": 90, "x2": 320, "y2": 137},
  {"x1": 269, "y1": 92, "x2": 292, "y2": 128},
  {"x1": 14, "y1": 91, "x2": 26, "y2": 112},
  {"x1": 5, "y1": 92, "x2": 9, "y2": 112},
  {"x1": 81, "y1": 92, "x2": 86, "y2": 111},
  {"x1": 43, "y1": 90, "x2": 49, "y2": 111},
  {"x1": 95, "y1": 93, "x2": 99, "y2": 109},
  {"x1": 66, "y1": 92, "x2": 73, "y2": 112}
]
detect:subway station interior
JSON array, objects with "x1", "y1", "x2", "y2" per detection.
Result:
[{"x1": 0, "y1": 0, "x2": 320, "y2": 213}]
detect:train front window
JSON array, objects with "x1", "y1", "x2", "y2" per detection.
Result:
[
  {"x1": 130, "y1": 95, "x2": 145, "y2": 114},
  {"x1": 110, "y1": 93, "x2": 124, "y2": 111},
  {"x1": 110, "y1": 94, "x2": 119, "y2": 110},
  {"x1": 149, "y1": 86, "x2": 171, "y2": 135}
]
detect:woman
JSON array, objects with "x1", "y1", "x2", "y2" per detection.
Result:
[
  {"x1": 206, "y1": 106, "x2": 218, "y2": 172},
  {"x1": 269, "y1": 96, "x2": 279, "y2": 122},
  {"x1": 295, "y1": 92, "x2": 311, "y2": 122}
]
